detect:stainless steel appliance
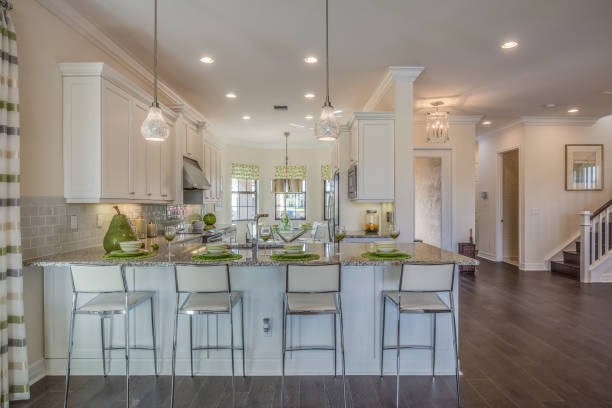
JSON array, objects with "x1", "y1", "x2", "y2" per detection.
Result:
[{"x1": 348, "y1": 164, "x2": 357, "y2": 199}]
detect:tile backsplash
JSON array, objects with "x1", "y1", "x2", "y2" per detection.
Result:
[{"x1": 20, "y1": 196, "x2": 207, "y2": 260}]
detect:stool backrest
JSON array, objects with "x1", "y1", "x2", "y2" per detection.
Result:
[
  {"x1": 70, "y1": 264, "x2": 125, "y2": 293},
  {"x1": 175, "y1": 264, "x2": 230, "y2": 293},
  {"x1": 400, "y1": 263, "x2": 455, "y2": 292},
  {"x1": 286, "y1": 264, "x2": 340, "y2": 293}
]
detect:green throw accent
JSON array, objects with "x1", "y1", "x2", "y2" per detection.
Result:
[
  {"x1": 232, "y1": 163, "x2": 260, "y2": 180},
  {"x1": 0, "y1": 26, "x2": 16, "y2": 41},
  {"x1": 9, "y1": 384, "x2": 29, "y2": 394},
  {"x1": 192, "y1": 253, "x2": 243, "y2": 262},
  {"x1": 0, "y1": 174, "x2": 20, "y2": 183},
  {"x1": 0, "y1": 100, "x2": 18, "y2": 111},
  {"x1": 102, "y1": 251, "x2": 157, "y2": 260},
  {"x1": 7, "y1": 315, "x2": 24, "y2": 324},
  {"x1": 361, "y1": 252, "x2": 412, "y2": 260},
  {"x1": 269, "y1": 253, "x2": 320, "y2": 262}
]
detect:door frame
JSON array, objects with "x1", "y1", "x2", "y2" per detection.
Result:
[
  {"x1": 496, "y1": 146, "x2": 522, "y2": 264},
  {"x1": 414, "y1": 147, "x2": 454, "y2": 251}
]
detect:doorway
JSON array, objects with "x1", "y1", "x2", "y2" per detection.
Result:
[
  {"x1": 414, "y1": 149, "x2": 452, "y2": 251},
  {"x1": 500, "y1": 149, "x2": 519, "y2": 266}
]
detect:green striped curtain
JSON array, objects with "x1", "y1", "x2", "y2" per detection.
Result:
[{"x1": 0, "y1": 8, "x2": 29, "y2": 405}]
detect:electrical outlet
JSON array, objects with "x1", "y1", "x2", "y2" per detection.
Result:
[
  {"x1": 70, "y1": 215, "x2": 78, "y2": 231},
  {"x1": 263, "y1": 318, "x2": 272, "y2": 337}
]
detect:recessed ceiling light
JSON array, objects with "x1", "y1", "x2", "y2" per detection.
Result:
[
  {"x1": 501, "y1": 41, "x2": 518, "y2": 49},
  {"x1": 242, "y1": 115, "x2": 251, "y2": 120},
  {"x1": 304, "y1": 93, "x2": 315, "y2": 99},
  {"x1": 333, "y1": 109, "x2": 343, "y2": 114},
  {"x1": 567, "y1": 107, "x2": 580, "y2": 113},
  {"x1": 289, "y1": 123, "x2": 305, "y2": 128},
  {"x1": 543, "y1": 103, "x2": 557, "y2": 108},
  {"x1": 305, "y1": 115, "x2": 313, "y2": 120},
  {"x1": 304, "y1": 56, "x2": 318, "y2": 64},
  {"x1": 199, "y1": 56, "x2": 214, "y2": 64},
  {"x1": 482, "y1": 120, "x2": 492, "y2": 125},
  {"x1": 225, "y1": 92, "x2": 237, "y2": 98},
  {"x1": 602, "y1": 90, "x2": 612, "y2": 95}
]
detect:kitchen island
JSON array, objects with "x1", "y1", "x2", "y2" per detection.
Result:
[{"x1": 26, "y1": 241, "x2": 476, "y2": 377}]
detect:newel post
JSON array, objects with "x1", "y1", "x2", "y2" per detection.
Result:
[{"x1": 579, "y1": 211, "x2": 592, "y2": 282}]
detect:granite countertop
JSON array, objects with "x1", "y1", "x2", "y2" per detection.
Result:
[
  {"x1": 24, "y1": 241, "x2": 478, "y2": 267},
  {"x1": 345, "y1": 230, "x2": 393, "y2": 238}
]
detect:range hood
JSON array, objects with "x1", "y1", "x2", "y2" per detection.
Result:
[{"x1": 183, "y1": 156, "x2": 210, "y2": 190}]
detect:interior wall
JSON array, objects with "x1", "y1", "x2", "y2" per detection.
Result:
[
  {"x1": 502, "y1": 149, "x2": 519, "y2": 260},
  {"x1": 218, "y1": 144, "x2": 332, "y2": 240},
  {"x1": 414, "y1": 157, "x2": 442, "y2": 247}
]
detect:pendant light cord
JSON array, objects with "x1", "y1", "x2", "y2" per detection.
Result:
[
  {"x1": 153, "y1": 0, "x2": 159, "y2": 107},
  {"x1": 324, "y1": 0, "x2": 330, "y2": 107}
]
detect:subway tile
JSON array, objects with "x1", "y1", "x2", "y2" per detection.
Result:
[
  {"x1": 30, "y1": 216, "x2": 44, "y2": 226},
  {"x1": 44, "y1": 215, "x2": 59, "y2": 225},
  {"x1": 20, "y1": 217, "x2": 31, "y2": 227},
  {"x1": 21, "y1": 206, "x2": 38, "y2": 217}
]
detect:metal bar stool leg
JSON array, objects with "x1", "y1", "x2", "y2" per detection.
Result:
[
  {"x1": 64, "y1": 295, "x2": 77, "y2": 408},
  {"x1": 170, "y1": 296, "x2": 179, "y2": 408},
  {"x1": 380, "y1": 295, "x2": 386, "y2": 378},
  {"x1": 338, "y1": 294, "x2": 347, "y2": 408},
  {"x1": 450, "y1": 302, "x2": 462, "y2": 407},
  {"x1": 100, "y1": 316, "x2": 107, "y2": 377},
  {"x1": 432, "y1": 313, "x2": 437, "y2": 377},
  {"x1": 189, "y1": 314, "x2": 194, "y2": 377},
  {"x1": 229, "y1": 297, "x2": 236, "y2": 408},
  {"x1": 280, "y1": 295, "x2": 287, "y2": 407},
  {"x1": 395, "y1": 302, "x2": 401, "y2": 408},
  {"x1": 333, "y1": 312, "x2": 337, "y2": 377},
  {"x1": 150, "y1": 297, "x2": 158, "y2": 376},
  {"x1": 241, "y1": 296, "x2": 246, "y2": 377},
  {"x1": 124, "y1": 302, "x2": 130, "y2": 408}
]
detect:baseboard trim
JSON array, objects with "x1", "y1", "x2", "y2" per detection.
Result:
[
  {"x1": 477, "y1": 252, "x2": 497, "y2": 262},
  {"x1": 520, "y1": 262, "x2": 547, "y2": 271},
  {"x1": 29, "y1": 359, "x2": 46, "y2": 385}
]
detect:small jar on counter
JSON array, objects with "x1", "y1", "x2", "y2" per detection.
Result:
[
  {"x1": 147, "y1": 221, "x2": 158, "y2": 238},
  {"x1": 365, "y1": 210, "x2": 379, "y2": 234}
]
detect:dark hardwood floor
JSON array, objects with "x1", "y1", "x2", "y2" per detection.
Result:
[{"x1": 14, "y1": 259, "x2": 612, "y2": 407}]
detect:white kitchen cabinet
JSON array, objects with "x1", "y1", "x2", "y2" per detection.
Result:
[
  {"x1": 348, "y1": 112, "x2": 395, "y2": 202},
  {"x1": 186, "y1": 124, "x2": 203, "y2": 166},
  {"x1": 61, "y1": 63, "x2": 176, "y2": 204}
]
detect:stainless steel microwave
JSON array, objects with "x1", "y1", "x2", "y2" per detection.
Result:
[{"x1": 348, "y1": 164, "x2": 357, "y2": 199}]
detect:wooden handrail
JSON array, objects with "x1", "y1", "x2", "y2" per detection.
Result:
[{"x1": 591, "y1": 198, "x2": 612, "y2": 219}]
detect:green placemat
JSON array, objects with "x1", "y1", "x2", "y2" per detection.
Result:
[
  {"x1": 361, "y1": 252, "x2": 412, "y2": 260},
  {"x1": 191, "y1": 253, "x2": 243, "y2": 262},
  {"x1": 103, "y1": 251, "x2": 157, "y2": 260},
  {"x1": 269, "y1": 253, "x2": 320, "y2": 262}
]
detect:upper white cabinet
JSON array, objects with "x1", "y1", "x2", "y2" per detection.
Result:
[
  {"x1": 203, "y1": 141, "x2": 223, "y2": 202},
  {"x1": 348, "y1": 112, "x2": 395, "y2": 202},
  {"x1": 61, "y1": 63, "x2": 175, "y2": 203},
  {"x1": 186, "y1": 124, "x2": 203, "y2": 165}
]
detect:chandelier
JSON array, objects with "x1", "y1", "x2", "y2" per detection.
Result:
[
  {"x1": 426, "y1": 101, "x2": 450, "y2": 143},
  {"x1": 271, "y1": 132, "x2": 304, "y2": 193}
]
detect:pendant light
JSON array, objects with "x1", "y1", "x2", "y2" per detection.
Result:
[
  {"x1": 141, "y1": 0, "x2": 170, "y2": 142},
  {"x1": 314, "y1": 0, "x2": 339, "y2": 142},
  {"x1": 272, "y1": 132, "x2": 304, "y2": 193},
  {"x1": 426, "y1": 101, "x2": 450, "y2": 143}
]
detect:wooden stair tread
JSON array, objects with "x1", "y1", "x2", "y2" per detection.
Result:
[{"x1": 551, "y1": 260, "x2": 580, "y2": 280}]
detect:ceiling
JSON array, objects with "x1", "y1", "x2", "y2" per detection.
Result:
[{"x1": 62, "y1": 0, "x2": 612, "y2": 147}]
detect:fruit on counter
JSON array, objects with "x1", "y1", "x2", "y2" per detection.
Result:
[
  {"x1": 365, "y1": 223, "x2": 379, "y2": 233},
  {"x1": 103, "y1": 206, "x2": 138, "y2": 253},
  {"x1": 203, "y1": 212, "x2": 216, "y2": 226},
  {"x1": 152, "y1": 243, "x2": 159, "y2": 251}
]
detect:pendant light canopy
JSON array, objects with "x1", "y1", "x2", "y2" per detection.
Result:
[
  {"x1": 141, "y1": 0, "x2": 170, "y2": 142},
  {"x1": 272, "y1": 132, "x2": 304, "y2": 193},
  {"x1": 315, "y1": 0, "x2": 339, "y2": 142}
]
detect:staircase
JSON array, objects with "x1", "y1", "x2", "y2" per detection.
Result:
[{"x1": 551, "y1": 241, "x2": 580, "y2": 279}]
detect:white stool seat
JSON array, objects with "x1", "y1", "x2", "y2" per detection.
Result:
[
  {"x1": 383, "y1": 291, "x2": 449, "y2": 312},
  {"x1": 181, "y1": 292, "x2": 242, "y2": 313},
  {"x1": 78, "y1": 291, "x2": 154, "y2": 313},
  {"x1": 287, "y1": 293, "x2": 338, "y2": 313}
]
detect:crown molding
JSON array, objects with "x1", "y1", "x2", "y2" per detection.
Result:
[
  {"x1": 362, "y1": 67, "x2": 424, "y2": 111},
  {"x1": 348, "y1": 112, "x2": 395, "y2": 128},
  {"x1": 167, "y1": 104, "x2": 207, "y2": 128},
  {"x1": 414, "y1": 114, "x2": 482, "y2": 125},
  {"x1": 389, "y1": 66, "x2": 425, "y2": 82},
  {"x1": 520, "y1": 116, "x2": 598, "y2": 126},
  {"x1": 37, "y1": 0, "x2": 205, "y2": 122},
  {"x1": 476, "y1": 119, "x2": 524, "y2": 140}
]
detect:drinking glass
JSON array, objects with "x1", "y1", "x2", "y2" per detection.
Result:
[
  {"x1": 335, "y1": 226, "x2": 346, "y2": 253},
  {"x1": 164, "y1": 226, "x2": 176, "y2": 260},
  {"x1": 260, "y1": 225, "x2": 273, "y2": 255},
  {"x1": 390, "y1": 225, "x2": 400, "y2": 240}
]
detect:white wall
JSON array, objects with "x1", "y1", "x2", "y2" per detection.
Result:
[
  {"x1": 502, "y1": 149, "x2": 519, "y2": 260},
  {"x1": 218, "y1": 144, "x2": 332, "y2": 239},
  {"x1": 477, "y1": 116, "x2": 612, "y2": 270}
]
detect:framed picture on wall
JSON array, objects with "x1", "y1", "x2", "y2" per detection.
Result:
[{"x1": 565, "y1": 144, "x2": 604, "y2": 191}]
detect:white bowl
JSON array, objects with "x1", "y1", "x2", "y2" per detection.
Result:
[
  {"x1": 375, "y1": 241, "x2": 396, "y2": 253},
  {"x1": 120, "y1": 241, "x2": 142, "y2": 253},
  {"x1": 192, "y1": 221, "x2": 205, "y2": 231}
]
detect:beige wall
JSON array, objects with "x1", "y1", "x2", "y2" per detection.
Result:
[
  {"x1": 502, "y1": 149, "x2": 519, "y2": 259},
  {"x1": 415, "y1": 157, "x2": 442, "y2": 247},
  {"x1": 477, "y1": 116, "x2": 612, "y2": 269}
]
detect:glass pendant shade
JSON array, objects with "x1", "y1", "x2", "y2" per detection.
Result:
[
  {"x1": 426, "y1": 110, "x2": 450, "y2": 143},
  {"x1": 315, "y1": 105, "x2": 340, "y2": 141},
  {"x1": 141, "y1": 106, "x2": 170, "y2": 141}
]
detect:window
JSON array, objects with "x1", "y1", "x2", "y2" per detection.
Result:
[
  {"x1": 231, "y1": 178, "x2": 257, "y2": 221},
  {"x1": 323, "y1": 179, "x2": 332, "y2": 220},
  {"x1": 275, "y1": 181, "x2": 306, "y2": 220}
]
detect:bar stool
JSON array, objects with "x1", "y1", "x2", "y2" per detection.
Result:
[
  {"x1": 170, "y1": 264, "x2": 245, "y2": 408},
  {"x1": 281, "y1": 263, "x2": 346, "y2": 407},
  {"x1": 380, "y1": 263, "x2": 461, "y2": 407},
  {"x1": 64, "y1": 264, "x2": 158, "y2": 408}
]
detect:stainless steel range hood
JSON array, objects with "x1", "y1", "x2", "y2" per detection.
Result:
[{"x1": 183, "y1": 156, "x2": 210, "y2": 204}]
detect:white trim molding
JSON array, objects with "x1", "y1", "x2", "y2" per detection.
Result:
[
  {"x1": 29, "y1": 359, "x2": 46, "y2": 385},
  {"x1": 521, "y1": 116, "x2": 598, "y2": 126},
  {"x1": 414, "y1": 115, "x2": 483, "y2": 125},
  {"x1": 362, "y1": 66, "x2": 424, "y2": 111}
]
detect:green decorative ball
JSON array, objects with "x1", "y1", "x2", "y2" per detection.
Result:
[{"x1": 203, "y1": 213, "x2": 216, "y2": 226}]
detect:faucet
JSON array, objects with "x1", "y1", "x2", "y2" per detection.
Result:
[{"x1": 252, "y1": 213, "x2": 269, "y2": 250}]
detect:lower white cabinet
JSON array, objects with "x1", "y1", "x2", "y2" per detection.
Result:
[{"x1": 61, "y1": 63, "x2": 176, "y2": 204}]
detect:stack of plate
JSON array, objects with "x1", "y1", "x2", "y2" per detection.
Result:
[
  {"x1": 119, "y1": 241, "x2": 143, "y2": 253},
  {"x1": 375, "y1": 241, "x2": 397, "y2": 253},
  {"x1": 206, "y1": 243, "x2": 228, "y2": 255},
  {"x1": 283, "y1": 244, "x2": 305, "y2": 254}
]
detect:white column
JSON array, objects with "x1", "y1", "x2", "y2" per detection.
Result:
[
  {"x1": 389, "y1": 67, "x2": 423, "y2": 243},
  {"x1": 579, "y1": 210, "x2": 591, "y2": 282}
]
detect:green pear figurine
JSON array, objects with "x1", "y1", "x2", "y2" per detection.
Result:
[{"x1": 103, "y1": 206, "x2": 138, "y2": 253}]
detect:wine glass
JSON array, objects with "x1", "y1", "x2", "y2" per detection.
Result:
[
  {"x1": 335, "y1": 226, "x2": 346, "y2": 253},
  {"x1": 390, "y1": 224, "x2": 400, "y2": 240},
  {"x1": 260, "y1": 225, "x2": 273, "y2": 255},
  {"x1": 164, "y1": 226, "x2": 176, "y2": 260}
]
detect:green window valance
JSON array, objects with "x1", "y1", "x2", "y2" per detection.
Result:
[
  {"x1": 274, "y1": 165, "x2": 307, "y2": 180},
  {"x1": 321, "y1": 164, "x2": 332, "y2": 181},
  {"x1": 232, "y1": 163, "x2": 260, "y2": 180}
]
